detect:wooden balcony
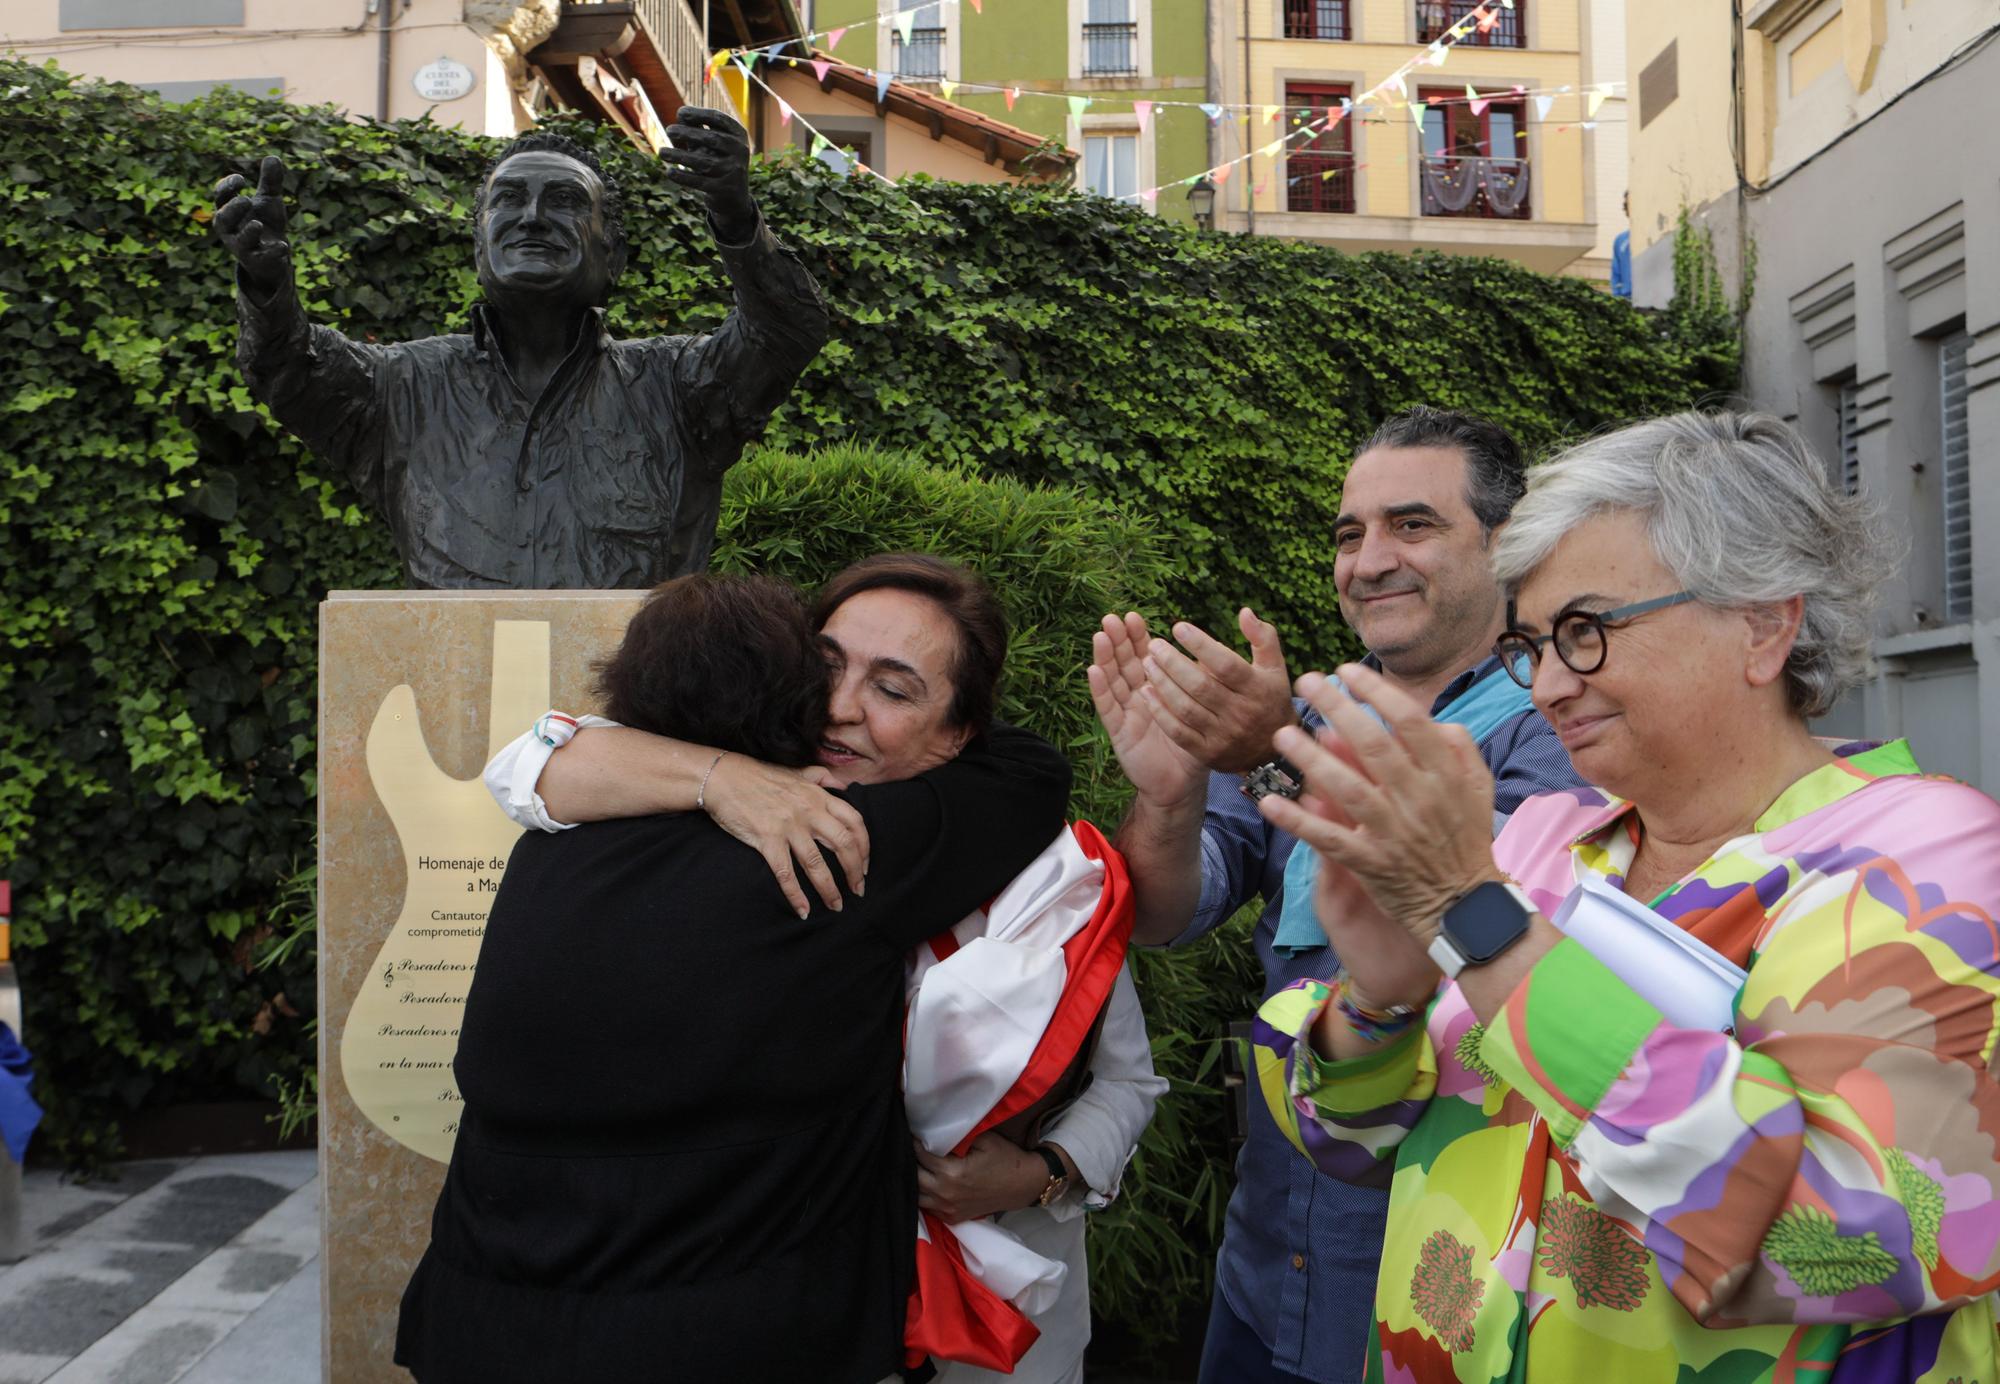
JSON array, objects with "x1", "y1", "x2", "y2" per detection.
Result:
[{"x1": 530, "y1": 0, "x2": 709, "y2": 151}]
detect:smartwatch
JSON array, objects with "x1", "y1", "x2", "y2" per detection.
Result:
[{"x1": 1426, "y1": 879, "x2": 1537, "y2": 979}]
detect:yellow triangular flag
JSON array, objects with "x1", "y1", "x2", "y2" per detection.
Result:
[
  {"x1": 1587, "y1": 86, "x2": 1607, "y2": 118},
  {"x1": 940, "y1": 78, "x2": 957, "y2": 101},
  {"x1": 1262, "y1": 104, "x2": 1279, "y2": 124}
]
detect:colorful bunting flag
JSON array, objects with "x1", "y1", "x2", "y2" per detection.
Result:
[
  {"x1": 1262, "y1": 104, "x2": 1280, "y2": 124},
  {"x1": 1426, "y1": 42, "x2": 1447, "y2": 66},
  {"x1": 1140, "y1": 189, "x2": 1157, "y2": 207},
  {"x1": 895, "y1": 11, "x2": 916, "y2": 45},
  {"x1": 1410, "y1": 100, "x2": 1427, "y2": 127},
  {"x1": 1005, "y1": 86, "x2": 1020, "y2": 109},
  {"x1": 1133, "y1": 99, "x2": 1153, "y2": 131},
  {"x1": 778, "y1": 97, "x2": 794, "y2": 126},
  {"x1": 1471, "y1": 93, "x2": 1489, "y2": 115},
  {"x1": 811, "y1": 58, "x2": 832, "y2": 82},
  {"x1": 875, "y1": 69, "x2": 893, "y2": 105},
  {"x1": 940, "y1": 78, "x2": 957, "y2": 101},
  {"x1": 969, "y1": 0, "x2": 982, "y2": 12},
  {"x1": 763, "y1": 43, "x2": 788, "y2": 64},
  {"x1": 1534, "y1": 94, "x2": 1555, "y2": 119},
  {"x1": 1069, "y1": 95, "x2": 1092, "y2": 118},
  {"x1": 828, "y1": 26, "x2": 848, "y2": 48},
  {"x1": 1328, "y1": 103, "x2": 1346, "y2": 125},
  {"x1": 810, "y1": 132, "x2": 829, "y2": 157},
  {"x1": 1261, "y1": 139, "x2": 1283, "y2": 157},
  {"x1": 1477, "y1": 8, "x2": 1499, "y2": 31},
  {"x1": 1199, "y1": 102, "x2": 1223, "y2": 124},
  {"x1": 1211, "y1": 164, "x2": 1231, "y2": 184},
  {"x1": 1587, "y1": 86, "x2": 1607, "y2": 118},
  {"x1": 1385, "y1": 73, "x2": 1407, "y2": 97}
]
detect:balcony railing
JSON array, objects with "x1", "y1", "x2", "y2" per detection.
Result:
[
  {"x1": 1082, "y1": 21, "x2": 1138, "y2": 74},
  {"x1": 1416, "y1": 0, "x2": 1522, "y2": 47},
  {"x1": 892, "y1": 26, "x2": 947, "y2": 78},
  {"x1": 625, "y1": 0, "x2": 708, "y2": 106},
  {"x1": 1284, "y1": 0, "x2": 1349, "y2": 40},
  {"x1": 1420, "y1": 155, "x2": 1530, "y2": 219},
  {"x1": 1287, "y1": 151, "x2": 1355, "y2": 213}
]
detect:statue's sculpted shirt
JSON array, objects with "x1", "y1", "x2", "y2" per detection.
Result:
[{"x1": 235, "y1": 219, "x2": 828, "y2": 588}]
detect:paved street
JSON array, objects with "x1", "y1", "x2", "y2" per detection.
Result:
[{"x1": 0, "y1": 1152, "x2": 318, "y2": 1384}]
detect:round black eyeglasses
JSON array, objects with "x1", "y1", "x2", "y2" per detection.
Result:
[{"x1": 1493, "y1": 591, "x2": 1697, "y2": 689}]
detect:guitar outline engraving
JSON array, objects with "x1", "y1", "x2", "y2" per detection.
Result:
[{"x1": 339, "y1": 619, "x2": 548, "y2": 1162}]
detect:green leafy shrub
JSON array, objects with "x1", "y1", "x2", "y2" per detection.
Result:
[{"x1": 0, "y1": 57, "x2": 1735, "y2": 1342}]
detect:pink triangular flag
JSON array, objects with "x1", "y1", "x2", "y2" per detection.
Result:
[
  {"x1": 1471, "y1": 96, "x2": 1489, "y2": 116},
  {"x1": 811, "y1": 58, "x2": 832, "y2": 82},
  {"x1": 828, "y1": 26, "x2": 848, "y2": 48},
  {"x1": 1005, "y1": 86, "x2": 1019, "y2": 109},
  {"x1": 1327, "y1": 105, "x2": 1345, "y2": 125},
  {"x1": 1211, "y1": 163, "x2": 1231, "y2": 184},
  {"x1": 778, "y1": 98, "x2": 793, "y2": 126},
  {"x1": 969, "y1": 0, "x2": 982, "y2": 11},
  {"x1": 1133, "y1": 99, "x2": 1153, "y2": 131},
  {"x1": 1141, "y1": 188, "x2": 1157, "y2": 207}
]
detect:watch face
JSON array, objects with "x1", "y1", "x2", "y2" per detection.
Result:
[{"x1": 1441, "y1": 880, "x2": 1532, "y2": 964}]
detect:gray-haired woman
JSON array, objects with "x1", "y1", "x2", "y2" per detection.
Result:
[{"x1": 1247, "y1": 411, "x2": 2000, "y2": 1381}]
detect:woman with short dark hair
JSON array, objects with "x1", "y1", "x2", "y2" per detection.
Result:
[{"x1": 395, "y1": 572, "x2": 1071, "y2": 1384}]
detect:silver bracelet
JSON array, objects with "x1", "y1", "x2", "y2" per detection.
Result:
[{"x1": 696, "y1": 751, "x2": 731, "y2": 812}]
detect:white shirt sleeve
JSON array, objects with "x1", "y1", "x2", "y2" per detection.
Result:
[
  {"x1": 1036, "y1": 964, "x2": 1168, "y2": 1220},
  {"x1": 482, "y1": 711, "x2": 624, "y2": 833}
]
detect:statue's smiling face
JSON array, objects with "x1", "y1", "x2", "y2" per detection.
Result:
[{"x1": 475, "y1": 151, "x2": 615, "y2": 300}]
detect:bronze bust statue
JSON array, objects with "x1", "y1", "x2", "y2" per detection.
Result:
[{"x1": 213, "y1": 109, "x2": 829, "y2": 589}]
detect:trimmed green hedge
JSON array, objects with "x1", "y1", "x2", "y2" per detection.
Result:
[{"x1": 0, "y1": 58, "x2": 1732, "y2": 1342}]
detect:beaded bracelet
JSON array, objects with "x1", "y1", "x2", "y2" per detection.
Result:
[{"x1": 1331, "y1": 974, "x2": 1422, "y2": 1044}]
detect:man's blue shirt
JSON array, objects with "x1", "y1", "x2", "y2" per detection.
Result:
[{"x1": 1168, "y1": 654, "x2": 1580, "y2": 1382}]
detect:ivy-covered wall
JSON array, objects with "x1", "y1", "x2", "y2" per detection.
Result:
[{"x1": 0, "y1": 60, "x2": 1732, "y2": 1326}]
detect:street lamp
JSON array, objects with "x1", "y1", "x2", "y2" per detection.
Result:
[{"x1": 1187, "y1": 175, "x2": 1216, "y2": 231}]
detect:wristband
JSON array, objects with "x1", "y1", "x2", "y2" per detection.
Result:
[
  {"x1": 1331, "y1": 974, "x2": 1422, "y2": 1044},
  {"x1": 696, "y1": 751, "x2": 731, "y2": 812},
  {"x1": 533, "y1": 711, "x2": 581, "y2": 748}
]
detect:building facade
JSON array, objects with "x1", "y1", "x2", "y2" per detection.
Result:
[
  {"x1": 1626, "y1": 0, "x2": 2000, "y2": 789},
  {"x1": 1204, "y1": 0, "x2": 1601, "y2": 272},
  {"x1": 804, "y1": 0, "x2": 1211, "y2": 219}
]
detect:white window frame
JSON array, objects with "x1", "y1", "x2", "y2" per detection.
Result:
[
  {"x1": 1068, "y1": 0, "x2": 1152, "y2": 81},
  {"x1": 1835, "y1": 379, "x2": 1861, "y2": 496},
  {"x1": 1940, "y1": 331, "x2": 1973, "y2": 621},
  {"x1": 1069, "y1": 115, "x2": 1154, "y2": 205},
  {"x1": 877, "y1": 0, "x2": 959, "y2": 84}
]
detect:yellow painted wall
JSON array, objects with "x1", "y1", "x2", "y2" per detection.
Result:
[
  {"x1": 765, "y1": 69, "x2": 1029, "y2": 184},
  {"x1": 1219, "y1": 0, "x2": 1591, "y2": 225},
  {"x1": 1624, "y1": 0, "x2": 1736, "y2": 259}
]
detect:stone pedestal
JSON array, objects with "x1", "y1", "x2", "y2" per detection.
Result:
[{"x1": 318, "y1": 590, "x2": 643, "y2": 1383}]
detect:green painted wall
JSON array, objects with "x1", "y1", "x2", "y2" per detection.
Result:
[{"x1": 804, "y1": 0, "x2": 1212, "y2": 220}]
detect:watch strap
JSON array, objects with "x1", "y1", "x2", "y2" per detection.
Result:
[{"x1": 1033, "y1": 1145, "x2": 1066, "y2": 1182}]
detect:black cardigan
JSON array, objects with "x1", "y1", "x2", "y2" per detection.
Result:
[{"x1": 395, "y1": 725, "x2": 1071, "y2": 1384}]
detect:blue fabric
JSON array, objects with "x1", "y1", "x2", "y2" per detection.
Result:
[
  {"x1": 1611, "y1": 229, "x2": 1633, "y2": 299},
  {"x1": 1197, "y1": 1281, "x2": 1320, "y2": 1384},
  {"x1": 1271, "y1": 662, "x2": 1536, "y2": 956},
  {"x1": 1171, "y1": 654, "x2": 1580, "y2": 1384},
  {"x1": 0, "y1": 1021, "x2": 42, "y2": 1166}
]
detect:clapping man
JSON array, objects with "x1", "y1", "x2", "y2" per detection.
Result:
[{"x1": 1089, "y1": 408, "x2": 1581, "y2": 1384}]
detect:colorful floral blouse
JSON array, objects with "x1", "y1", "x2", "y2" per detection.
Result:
[{"x1": 1255, "y1": 742, "x2": 2000, "y2": 1383}]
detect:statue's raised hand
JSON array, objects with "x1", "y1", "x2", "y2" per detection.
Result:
[
  {"x1": 661, "y1": 107, "x2": 758, "y2": 245},
  {"x1": 212, "y1": 155, "x2": 292, "y2": 296}
]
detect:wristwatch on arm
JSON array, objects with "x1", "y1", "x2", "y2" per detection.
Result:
[
  {"x1": 1032, "y1": 1145, "x2": 1071, "y2": 1208},
  {"x1": 1426, "y1": 879, "x2": 1537, "y2": 979}
]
